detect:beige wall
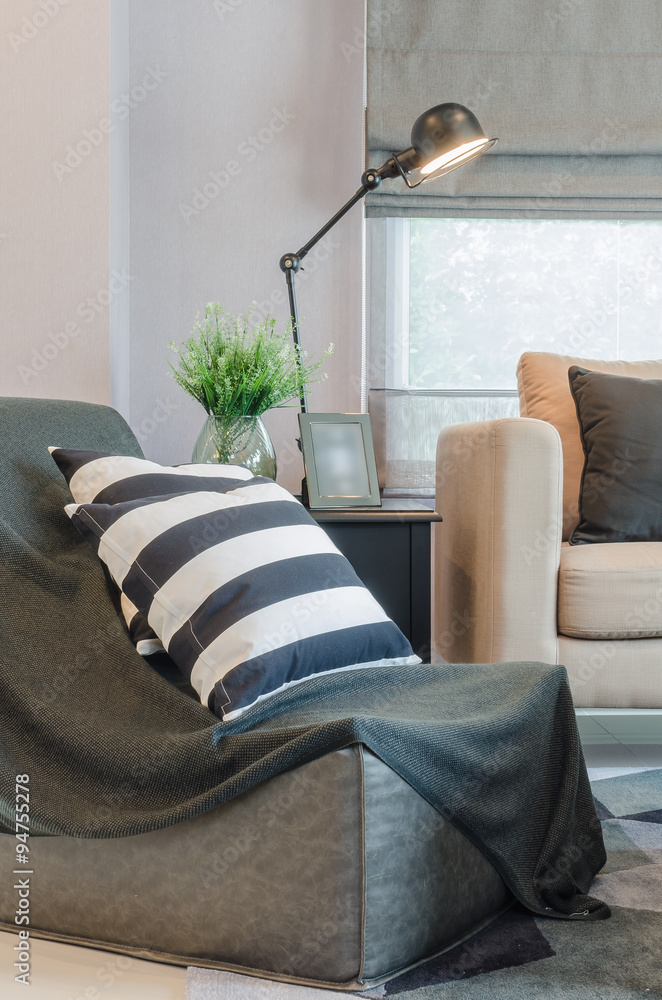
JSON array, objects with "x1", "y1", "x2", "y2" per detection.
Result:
[
  {"x1": 0, "y1": 0, "x2": 110, "y2": 404},
  {"x1": 1, "y1": 0, "x2": 365, "y2": 494},
  {"x1": 123, "y1": 0, "x2": 365, "y2": 491}
]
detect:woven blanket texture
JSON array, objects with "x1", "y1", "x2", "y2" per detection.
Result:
[{"x1": 0, "y1": 398, "x2": 608, "y2": 921}]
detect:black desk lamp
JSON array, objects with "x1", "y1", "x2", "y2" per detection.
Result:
[{"x1": 279, "y1": 102, "x2": 497, "y2": 412}]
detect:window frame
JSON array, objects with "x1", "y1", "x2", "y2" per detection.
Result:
[{"x1": 367, "y1": 216, "x2": 519, "y2": 401}]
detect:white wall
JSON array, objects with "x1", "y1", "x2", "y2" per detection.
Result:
[
  {"x1": 0, "y1": 0, "x2": 110, "y2": 404},
  {"x1": 121, "y1": 0, "x2": 366, "y2": 491}
]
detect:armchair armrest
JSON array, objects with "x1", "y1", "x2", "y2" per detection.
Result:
[{"x1": 434, "y1": 418, "x2": 563, "y2": 665}]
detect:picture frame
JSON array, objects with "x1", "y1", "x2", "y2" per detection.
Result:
[{"x1": 298, "y1": 413, "x2": 381, "y2": 509}]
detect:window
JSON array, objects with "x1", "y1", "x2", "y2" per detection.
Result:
[
  {"x1": 387, "y1": 218, "x2": 662, "y2": 390},
  {"x1": 367, "y1": 218, "x2": 662, "y2": 494}
]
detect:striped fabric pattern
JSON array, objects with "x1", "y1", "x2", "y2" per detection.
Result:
[
  {"x1": 120, "y1": 594, "x2": 165, "y2": 656},
  {"x1": 64, "y1": 477, "x2": 419, "y2": 720},
  {"x1": 50, "y1": 448, "x2": 256, "y2": 656},
  {"x1": 49, "y1": 447, "x2": 254, "y2": 502}
]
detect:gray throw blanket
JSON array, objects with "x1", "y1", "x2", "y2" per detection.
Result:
[{"x1": 0, "y1": 398, "x2": 608, "y2": 921}]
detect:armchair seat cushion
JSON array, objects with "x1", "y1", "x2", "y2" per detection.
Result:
[{"x1": 558, "y1": 541, "x2": 662, "y2": 639}]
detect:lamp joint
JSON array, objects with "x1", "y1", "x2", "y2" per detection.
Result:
[
  {"x1": 361, "y1": 169, "x2": 383, "y2": 191},
  {"x1": 279, "y1": 253, "x2": 302, "y2": 273}
]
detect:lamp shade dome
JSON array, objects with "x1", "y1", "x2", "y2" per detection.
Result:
[{"x1": 404, "y1": 102, "x2": 496, "y2": 185}]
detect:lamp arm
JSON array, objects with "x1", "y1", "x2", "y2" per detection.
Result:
[
  {"x1": 296, "y1": 183, "x2": 368, "y2": 261},
  {"x1": 279, "y1": 169, "x2": 387, "y2": 413}
]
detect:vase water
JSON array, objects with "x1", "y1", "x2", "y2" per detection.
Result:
[{"x1": 192, "y1": 414, "x2": 277, "y2": 479}]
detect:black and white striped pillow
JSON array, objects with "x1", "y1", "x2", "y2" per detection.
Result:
[
  {"x1": 49, "y1": 447, "x2": 253, "y2": 503},
  {"x1": 65, "y1": 478, "x2": 419, "y2": 720},
  {"x1": 50, "y1": 448, "x2": 254, "y2": 656}
]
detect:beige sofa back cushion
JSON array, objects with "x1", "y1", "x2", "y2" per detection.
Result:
[{"x1": 516, "y1": 352, "x2": 662, "y2": 540}]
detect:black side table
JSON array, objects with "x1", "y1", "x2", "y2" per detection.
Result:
[{"x1": 307, "y1": 499, "x2": 442, "y2": 661}]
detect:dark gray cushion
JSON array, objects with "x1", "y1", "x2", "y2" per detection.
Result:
[
  {"x1": 568, "y1": 365, "x2": 662, "y2": 544},
  {"x1": 0, "y1": 748, "x2": 509, "y2": 990}
]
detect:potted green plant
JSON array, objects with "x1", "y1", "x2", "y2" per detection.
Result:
[{"x1": 169, "y1": 302, "x2": 332, "y2": 478}]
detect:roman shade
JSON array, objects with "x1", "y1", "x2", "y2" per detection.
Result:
[{"x1": 366, "y1": 0, "x2": 662, "y2": 219}]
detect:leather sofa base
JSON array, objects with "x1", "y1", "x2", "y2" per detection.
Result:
[
  {"x1": 0, "y1": 746, "x2": 511, "y2": 990},
  {"x1": 0, "y1": 902, "x2": 512, "y2": 992}
]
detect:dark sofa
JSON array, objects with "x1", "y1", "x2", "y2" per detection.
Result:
[{"x1": 0, "y1": 398, "x2": 510, "y2": 990}]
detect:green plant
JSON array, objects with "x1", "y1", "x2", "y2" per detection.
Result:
[{"x1": 169, "y1": 302, "x2": 332, "y2": 417}]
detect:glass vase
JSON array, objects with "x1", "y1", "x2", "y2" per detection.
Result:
[{"x1": 192, "y1": 414, "x2": 277, "y2": 479}]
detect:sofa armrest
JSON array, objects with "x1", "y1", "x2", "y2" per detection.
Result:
[{"x1": 434, "y1": 418, "x2": 563, "y2": 665}]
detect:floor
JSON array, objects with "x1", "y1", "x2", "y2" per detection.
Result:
[
  {"x1": 576, "y1": 708, "x2": 662, "y2": 767},
  {"x1": 2, "y1": 711, "x2": 661, "y2": 1000},
  {"x1": 0, "y1": 935, "x2": 186, "y2": 1000}
]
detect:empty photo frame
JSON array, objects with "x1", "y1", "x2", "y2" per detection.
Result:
[{"x1": 298, "y1": 413, "x2": 381, "y2": 509}]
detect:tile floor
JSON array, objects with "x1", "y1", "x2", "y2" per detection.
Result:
[
  {"x1": 0, "y1": 933, "x2": 186, "y2": 1000},
  {"x1": 576, "y1": 709, "x2": 662, "y2": 768}
]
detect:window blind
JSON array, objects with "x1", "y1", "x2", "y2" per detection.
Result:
[{"x1": 366, "y1": 0, "x2": 662, "y2": 219}]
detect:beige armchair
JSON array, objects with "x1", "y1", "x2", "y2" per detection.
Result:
[{"x1": 434, "y1": 352, "x2": 662, "y2": 709}]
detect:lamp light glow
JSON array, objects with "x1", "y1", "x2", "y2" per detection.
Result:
[{"x1": 421, "y1": 137, "x2": 491, "y2": 175}]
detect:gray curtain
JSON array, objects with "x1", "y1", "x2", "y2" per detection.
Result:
[
  {"x1": 369, "y1": 389, "x2": 519, "y2": 496},
  {"x1": 366, "y1": 0, "x2": 662, "y2": 219}
]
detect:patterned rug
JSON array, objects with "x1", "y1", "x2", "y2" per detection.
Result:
[
  {"x1": 359, "y1": 766, "x2": 662, "y2": 999},
  {"x1": 187, "y1": 767, "x2": 662, "y2": 1000}
]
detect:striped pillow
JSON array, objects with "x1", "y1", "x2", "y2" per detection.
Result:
[
  {"x1": 50, "y1": 448, "x2": 254, "y2": 656},
  {"x1": 65, "y1": 478, "x2": 420, "y2": 720},
  {"x1": 49, "y1": 447, "x2": 254, "y2": 503}
]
